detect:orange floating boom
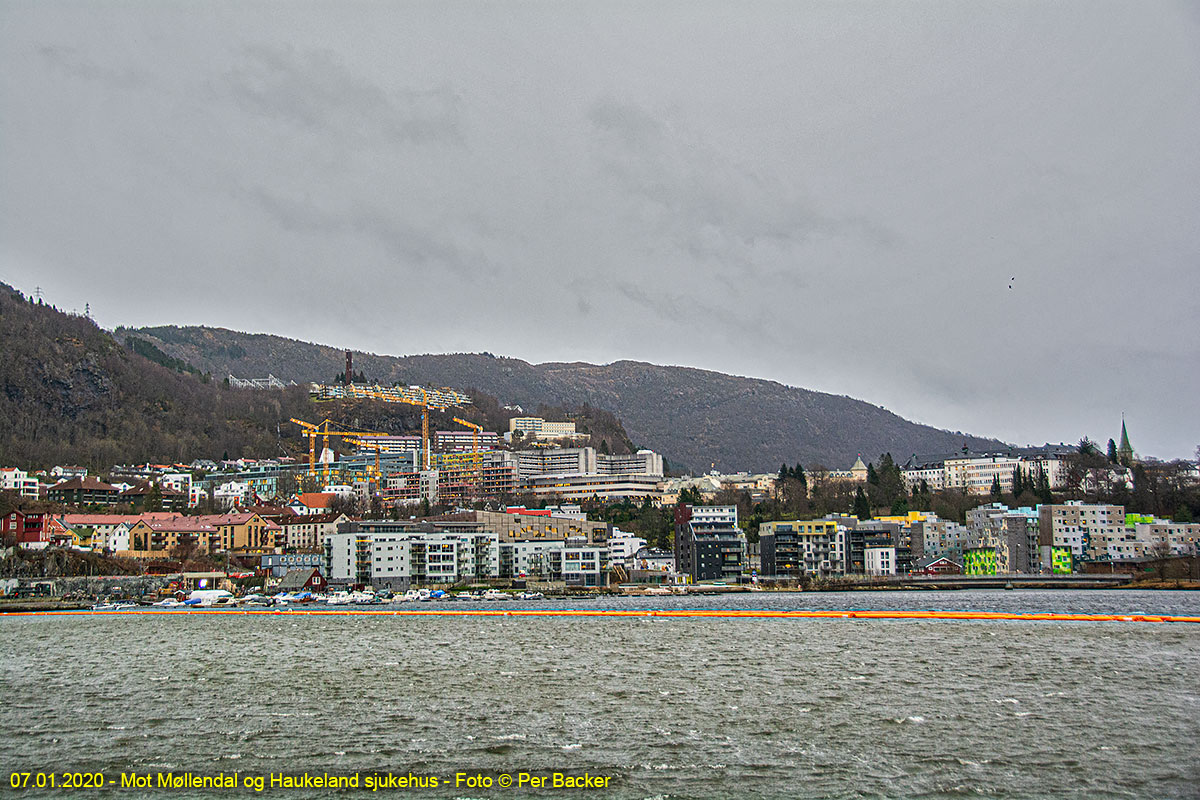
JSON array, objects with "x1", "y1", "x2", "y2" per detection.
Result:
[{"x1": 6, "y1": 609, "x2": 1200, "y2": 623}]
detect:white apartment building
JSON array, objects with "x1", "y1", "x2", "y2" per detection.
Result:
[
  {"x1": 508, "y1": 417, "x2": 578, "y2": 440},
  {"x1": 607, "y1": 530, "x2": 648, "y2": 566},
  {"x1": 515, "y1": 448, "x2": 596, "y2": 481},
  {"x1": 902, "y1": 465, "x2": 946, "y2": 492},
  {"x1": 282, "y1": 512, "x2": 350, "y2": 552},
  {"x1": 1132, "y1": 520, "x2": 1200, "y2": 557},
  {"x1": 945, "y1": 456, "x2": 1022, "y2": 494},
  {"x1": 50, "y1": 466, "x2": 88, "y2": 479},
  {"x1": 327, "y1": 528, "x2": 606, "y2": 589},
  {"x1": 189, "y1": 486, "x2": 207, "y2": 508},
  {"x1": 526, "y1": 473, "x2": 663, "y2": 502},
  {"x1": 688, "y1": 506, "x2": 738, "y2": 527},
  {"x1": 903, "y1": 454, "x2": 1073, "y2": 494},
  {"x1": 327, "y1": 530, "x2": 500, "y2": 590},
  {"x1": 213, "y1": 480, "x2": 252, "y2": 509},
  {"x1": 864, "y1": 545, "x2": 897, "y2": 576},
  {"x1": 513, "y1": 446, "x2": 665, "y2": 501},
  {"x1": 0, "y1": 467, "x2": 39, "y2": 498},
  {"x1": 554, "y1": 546, "x2": 604, "y2": 587},
  {"x1": 159, "y1": 473, "x2": 192, "y2": 496},
  {"x1": 599, "y1": 450, "x2": 664, "y2": 477}
]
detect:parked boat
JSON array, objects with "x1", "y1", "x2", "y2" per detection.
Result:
[{"x1": 184, "y1": 589, "x2": 235, "y2": 607}]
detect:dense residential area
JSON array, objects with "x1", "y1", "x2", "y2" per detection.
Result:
[
  {"x1": 3, "y1": 283, "x2": 1198, "y2": 598},
  {"x1": 3, "y1": 412, "x2": 1198, "y2": 600}
]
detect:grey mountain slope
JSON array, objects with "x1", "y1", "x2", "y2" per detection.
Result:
[{"x1": 127, "y1": 325, "x2": 1007, "y2": 473}]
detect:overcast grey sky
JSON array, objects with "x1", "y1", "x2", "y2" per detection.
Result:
[{"x1": 2, "y1": 1, "x2": 1197, "y2": 459}]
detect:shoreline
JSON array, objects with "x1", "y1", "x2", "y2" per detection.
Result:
[{"x1": 3, "y1": 606, "x2": 1199, "y2": 623}]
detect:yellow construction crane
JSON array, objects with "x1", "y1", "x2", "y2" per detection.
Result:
[
  {"x1": 357, "y1": 387, "x2": 458, "y2": 471},
  {"x1": 307, "y1": 382, "x2": 471, "y2": 472},
  {"x1": 289, "y1": 418, "x2": 388, "y2": 484},
  {"x1": 343, "y1": 436, "x2": 385, "y2": 482},
  {"x1": 452, "y1": 416, "x2": 483, "y2": 454},
  {"x1": 451, "y1": 416, "x2": 486, "y2": 487},
  {"x1": 291, "y1": 418, "x2": 322, "y2": 475}
]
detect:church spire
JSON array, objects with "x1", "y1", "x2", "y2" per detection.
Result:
[{"x1": 1118, "y1": 418, "x2": 1134, "y2": 465}]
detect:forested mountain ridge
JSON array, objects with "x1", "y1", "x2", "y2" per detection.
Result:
[
  {"x1": 0, "y1": 283, "x2": 640, "y2": 470},
  {"x1": 0, "y1": 284, "x2": 315, "y2": 469},
  {"x1": 130, "y1": 324, "x2": 1007, "y2": 472}
]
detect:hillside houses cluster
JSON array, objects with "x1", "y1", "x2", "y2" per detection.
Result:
[
  {"x1": 0, "y1": 430, "x2": 1160, "y2": 525},
  {"x1": 3, "y1": 420, "x2": 1197, "y2": 587}
]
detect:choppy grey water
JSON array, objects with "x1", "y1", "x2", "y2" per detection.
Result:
[{"x1": 2, "y1": 590, "x2": 1198, "y2": 799}]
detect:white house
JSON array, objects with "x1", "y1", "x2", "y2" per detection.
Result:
[
  {"x1": 1, "y1": 467, "x2": 39, "y2": 499},
  {"x1": 213, "y1": 480, "x2": 252, "y2": 509}
]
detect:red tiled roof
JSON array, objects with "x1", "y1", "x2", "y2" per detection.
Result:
[{"x1": 295, "y1": 493, "x2": 336, "y2": 508}]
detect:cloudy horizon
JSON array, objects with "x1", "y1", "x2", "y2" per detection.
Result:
[{"x1": 3, "y1": 1, "x2": 1197, "y2": 459}]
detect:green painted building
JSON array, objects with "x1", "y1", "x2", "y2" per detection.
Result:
[
  {"x1": 963, "y1": 547, "x2": 998, "y2": 576},
  {"x1": 1051, "y1": 546, "x2": 1073, "y2": 575}
]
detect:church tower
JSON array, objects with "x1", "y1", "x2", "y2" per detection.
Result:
[{"x1": 1117, "y1": 419, "x2": 1135, "y2": 465}]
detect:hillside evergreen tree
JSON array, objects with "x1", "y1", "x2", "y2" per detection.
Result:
[
  {"x1": 144, "y1": 482, "x2": 163, "y2": 512},
  {"x1": 793, "y1": 462, "x2": 807, "y2": 495},
  {"x1": 854, "y1": 486, "x2": 871, "y2": 520},
  {"x1": 1035, "y1": 464, "x2": 1053, "y2": 503},
  {"x1": 876, "y1": 453, "x2": 905, "y2": 507},
  {"x1": 990, "y1": 474, "x2": 1002, "y2": 498}
]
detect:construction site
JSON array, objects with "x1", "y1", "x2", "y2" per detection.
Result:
[{"x1": 287, "y1": 351, "x2": 489, "y2": 504}]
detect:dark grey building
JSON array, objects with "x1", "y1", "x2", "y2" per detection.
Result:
[{"x1": 674, "y1": 505, "x2": 746, "y2": 582}]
